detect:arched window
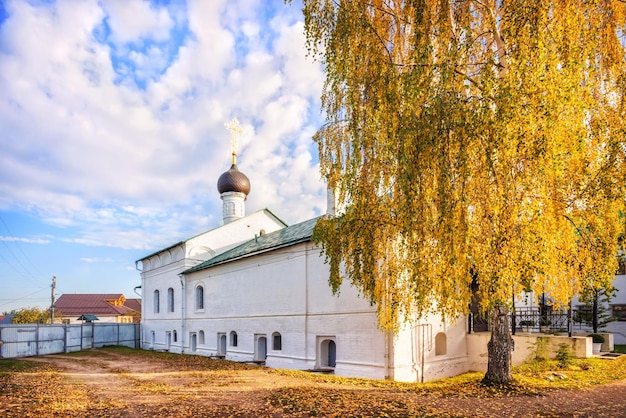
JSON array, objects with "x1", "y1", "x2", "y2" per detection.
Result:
[
  {"x1": 167, "y1": 287, "x2": 174, "y2": 312},
  {"x1": 173, "y1": 330, "x2": 177, "y2": 342},
  {"x1": 195, "y1": 285, "x2": 204, "y2": 310},
  {"x1": 435, "y1": 332, "x2": 447, "y2": 356},
  {"x1": 230, "y1": 331, "x2": 238, "y2": 347},
  {"x1": 272, "y1": 332, "x2": 282, "y2": 351},
  {"x1": 198, "y1": 330, "x2": 205, "y2": 345},
  {"x1": 153, "y1": 289, "x2": 160, "y2": 313}
]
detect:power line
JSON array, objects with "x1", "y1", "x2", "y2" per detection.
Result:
[
  {"x1": 0, "y1": 287, "x2": 50, "y2": 309},
  {"x1": 0, "y1": 214, "x2": 48, "y2": 287}
]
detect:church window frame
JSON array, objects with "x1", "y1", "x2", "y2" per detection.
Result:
[
  {"x1": 153, "y1": 289, "x2": 160, "y2": 313},
  {"x1": 195, "y1": 285, "x2": 204, "y2": 311},
  {"x1": 167, "y1": 287, "x2": 174, "y2": 312},
  {"x1": 435, "y1": 332, "x2": 447, "y2": 356},
  {"x1": 272, "y1": 332, "x2": 282, "y2": 351}
]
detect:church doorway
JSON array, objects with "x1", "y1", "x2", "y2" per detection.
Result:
[
  {"x1": 254, "y1": 334, "x2": 267, "y2": 362},
  {"x1": 318, "y1": 337, "x2": 336, "y2": 369},
  {"x1": 217, "y1": 333, "x2": 227, "y2": 356}
]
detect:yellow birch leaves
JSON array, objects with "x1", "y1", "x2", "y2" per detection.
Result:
[{"x1": 305, "y1": 0, "x2": 626, "y2": 331}]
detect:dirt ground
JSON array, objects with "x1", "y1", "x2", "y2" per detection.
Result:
[{"x1": 2, "y1": 348, "x2": 626, "y2": 417}]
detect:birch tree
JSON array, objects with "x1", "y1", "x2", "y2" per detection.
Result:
[{"x1": 300, "y1": 0, "x2": 626, "y2": 384}]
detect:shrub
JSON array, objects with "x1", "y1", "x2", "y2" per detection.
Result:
[
  {"x1": 588, "y1": 333, "x2": 605, "y2": 343},
  {"x1": 519, "y1": 320, "x2": 535, "y2": 326},
  {"x1": 528, "y1": 336, "x2": 549, "y2": 362},
  {"x1": 556, "y1": 343, "x2": 573, "y2": 369}
]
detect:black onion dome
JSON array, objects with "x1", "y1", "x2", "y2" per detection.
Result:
[{"x1": 217, "y1": 164, "x2": 251, "y2": 195}]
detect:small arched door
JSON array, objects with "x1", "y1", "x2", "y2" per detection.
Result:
[
  {"x1": 328, "y1": 340, "x2": 336, "y2": 367},
  {"x1": 256, "y1": 336, "x2": 267, "y2": 361},
  {"x1": 218, "y1": 334, "x2": 227, "y2": 356},
  {"x1": 320, "y1": 339, "x2": 336, "y2": 368}
]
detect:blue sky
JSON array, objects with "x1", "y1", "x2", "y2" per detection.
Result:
[{"x1": 0, "y1": 0, "x2": 326, "y2": 313}]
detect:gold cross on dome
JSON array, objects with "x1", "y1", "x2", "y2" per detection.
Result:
[{"x1": 225, "y1": 118, "x2": 244, "y2": 164}]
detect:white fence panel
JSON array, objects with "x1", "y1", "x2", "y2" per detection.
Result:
[
  {"x1": 0, "y1": 325, "x2": 38, "y2": 358},
  {"x1": 37, "y1": 325, "x2": 65, "y2": 356},
  {"x1": 0, "y1": 323, "x2": 140, "y2": 359}
]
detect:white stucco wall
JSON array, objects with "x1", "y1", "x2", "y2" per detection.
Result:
[
  {"x1": 390, "y1": 314, "x2": 469, "y2": 383},
  {"x1": 181, "y1": 242, "x2": 389, "y2": 380},
  {"x1": 140, "y1": 207, "x2": 487, "y2": 383},
  {"x1": 139, "y1": 210, "x2": 287, "y2": 353}
]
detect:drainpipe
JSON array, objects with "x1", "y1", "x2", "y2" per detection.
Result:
[
  {"x1": 305, "y1": 246, "x2": 309, "y2": 367},
  {"x1": 179, "y1": 273, "x2": 186, "y2": 354}
]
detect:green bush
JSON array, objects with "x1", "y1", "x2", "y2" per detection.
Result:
[
  {"x1": 588, "y1": 333, "x2": 605, "y2": 343},
  {"x1": 614, "y1": 345, "x2": 626, "y2": 354},
  {"x1": 556, "y1": 343, "x2": 573, "y2": 368},
  {"x1": 528, "y1": 336, "x2": 549, "y2": 362}
]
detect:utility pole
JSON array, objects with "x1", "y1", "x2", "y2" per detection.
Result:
[{"x1": 50, "y1": 276, "x2": 56, "y2": 324}]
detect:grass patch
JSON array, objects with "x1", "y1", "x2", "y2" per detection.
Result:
[
  {"x1": 0, "y1": 358, "x2": 47, "y2": 373},
  {"x1": 273, "y1": 356, "x2": 626, "y2": 396},
  {"x1": 613, "y1": 344, "x2": 626, "y2": 354}
]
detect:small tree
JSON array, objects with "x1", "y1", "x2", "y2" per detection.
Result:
[
  {"x1": 11, "y1": 307, "x2": 50, "y2": 324},
  {"x1": 576, "y1": 286, "x2": 617, "y2": 333},
  {"x1": 556, "y1": 343, "x2": 573, "y2": 369}
]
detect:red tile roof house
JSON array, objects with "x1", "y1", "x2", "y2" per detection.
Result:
[{"x1": 54, "y1": 294, "x2": 141, "y2": 324}]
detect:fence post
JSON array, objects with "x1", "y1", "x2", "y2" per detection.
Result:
[{"x1": 36, "y1": 324, "x2": 39, "y2": 356}]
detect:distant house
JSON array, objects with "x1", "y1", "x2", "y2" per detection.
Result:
[
  {"x1": 0, "y1": 314, "x2": 15, "y2": 324},
  {"x1": 54, "y1": 294, "x2": 141, "y2": 324}
]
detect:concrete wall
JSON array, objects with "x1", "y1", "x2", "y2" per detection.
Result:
[{"x1": 467, "y1": 332, "x2": 592, "y2": 372}]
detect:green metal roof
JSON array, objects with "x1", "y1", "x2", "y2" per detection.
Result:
[
  {"x1": 77, "y1": 314, "x2": 99, "y2": 321},
  {"x1": 183, "y1": 217, "x2": 320, "y2": 274}
]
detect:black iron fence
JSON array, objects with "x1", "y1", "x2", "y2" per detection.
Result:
[{"x1": 470, "y1": 306, "x2": 595, "y2": 334}]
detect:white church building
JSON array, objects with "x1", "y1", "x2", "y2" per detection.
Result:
[
  {"x1": 137, "y1": 133, "x2": 625, "y2": 382},
  {"x1": 137, "y1": 143, "x2": 471, "y2": 382}
]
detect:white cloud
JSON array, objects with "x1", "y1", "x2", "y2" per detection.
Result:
[
  {"x1": 0, "y1": 236, "x2": 50, "y2": 244},
  {"x1": 0, "y1": 0, "x2": 326, "y2": 253},
  {"x1": 102, "y1": 0, "x2": 174, "y2": 44},
  {"x1": 80, "y1": 257, "x2": 114, "y2": 263}
]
